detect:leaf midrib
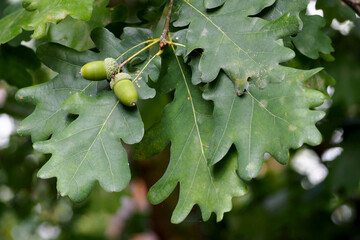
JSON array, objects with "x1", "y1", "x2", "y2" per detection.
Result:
[
  {"x1": 170, "y1": 44, "x2": 220, "y2": 211},
  {"x1": 183, "y1": 0, "x2": 260, "y2": 66},
  {"x1": 68, "y1": 99, "x2": 119, "y2": 186}
]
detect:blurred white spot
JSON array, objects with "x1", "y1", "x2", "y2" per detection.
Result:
[
  {"x1": 21, "y1": 39, "x2": 36, "y2": 50},
  {"x1": 36, "y1": 223, "x2": 61, "y2": 240},
  {"x1": 0, "y1": 88, "x2": 6, "y2": 106},
  {"x1": 315, "y1": 99, "x2": 332, "y2": 111},
  {"x1": 0, "y1": 185, "x2": 14, "y2": 202},
  {"x1": 307, "y1": 0, "x2": 324, "y2": 16},
  {"x1": 263, "y1": 189, "x2": 288, "y2": 213},
  {"x1": 327, "y1": 86, "x2": 335, "y2": 98},
  {"x1": 322, "y1": 147, "x2": 343, "y2": 162},
  {"x1": 301, "y1": 178, "x2": 314, "y2": 190},
  {"x1": 55, "y1": 201, "x2": 73, "y2": 222},
  {"x1": 0, "y1": 114, "x2": 16, "y2": 149},
  {"x1": 8, "y1": 0, "x2": 22, "y2": 4},
  {"x1": 264, "y1": 152, "x2": 271, "y2": 160},
  {"x1": 331, "y1": 19, "x2": 355, "y2": 35},
  {"x1": 34, "y1": 203, "x2": 42, "y2": 213},
  {"x1": 331, "y1": 129, "x2": 344, "y2": 144},
  {"x1": 331, "y1": 204, "x2": 355, "y2": 225},
  {"x1": 291, "y1": 149, "x2": 328, "y2": 187}
]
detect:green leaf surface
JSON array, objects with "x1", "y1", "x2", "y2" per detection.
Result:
[
  {"x1": 174, "y1": 0, "x2": 299, "y2": 93},
  {"x1": 0, "y1": 0, "x2": 8, "y2": 18},
  {"x1": 259, "y1": 0, "x2": 309, "y2": 30},
  {"x1": 46, "y1": 0, "x2": 115, "y2": 51},
  {"x1": 16, "y1": 43, "x2": 109, "y2": 142},
  {"x1": 16, "y1": 27, "x2": 158, "y2": 142},
  {"x1": 34, "y1": 92, "x2": 143, "y2": 201},
  {"x1": 204, "y1": 0, "x2": 226, "y2": 9},
  {"x1": 305, "y1": 70, "x2": 335, "y2": 100},
  {"x1": 260, "y1": 0, "x2": 333, "y2": 60},
  {"x1": 0, "y1": 44, "x2": 40, "y2": 88},
  {"x1": 287, "y1": 53, "x2": 335, "y2": 100},
  {"x1": 203, "y1": 67, "x2": 325, "y2": 180},
  {"x1": 0, "y1": 0, "x2": 96, "y2": 44},
  {"x1": 292, "y1": 13, "x2": 334, "y2": 59},
  {"x1": 138, "y1": 46, "x2": 246, "y2": 223}
]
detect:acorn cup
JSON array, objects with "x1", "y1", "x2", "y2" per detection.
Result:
[{"x1": 22, "y1": 0, "x2": 38, "y2": 11}]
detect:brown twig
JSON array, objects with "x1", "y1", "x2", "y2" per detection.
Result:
[
  {"x1": 342, "y1": 0, "x2": 360, "y2": 16},
  {"x1": 160, "y1": 0, "x2": 174, "y2": 49}
]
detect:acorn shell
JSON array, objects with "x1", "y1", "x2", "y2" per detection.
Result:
[
  {"x1": 113, "y1": 78, "x2": 138, "y2": 107},
  {"x1": 80, "y1": 61, "x2": 107, "y2": 81}
]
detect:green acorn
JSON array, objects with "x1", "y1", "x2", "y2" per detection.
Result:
[
  {"x1": 110, "y1": 73, "x2": 138, "y2": 107},
  {"x1": 80, "y1": 58, "x2": 118, "y2": 81}
]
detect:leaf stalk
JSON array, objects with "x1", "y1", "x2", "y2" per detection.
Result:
[{"x1": 118, "y1": 39, "x2": 161, "y2": 72}]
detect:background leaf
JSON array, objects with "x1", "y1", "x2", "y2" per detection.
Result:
[
  {"x1": 45, "y1": 0, "x2": 116, "y2": 51},
  {"x1": 0, "y1": 0, "x2": 96, "y2": 44},
  {"x1": 329, "y1": 127, "x2": 360, "y2": 196},
  {"x1": 259, "y1": 0, "x2": 309, "y2": 30},
  {"x1": 305, "y1": 70, "x2": 335, "y2": 100},
  {"x1": 260, "y1": 0, "x2": 333, "y2": 60},
  {"x1": 0, "y1": 44, "x2": 40, "y2": 88},
  {"x1": 292, "y1": 13, "x2": 334, "y2": 59},
  {"x1": 317, "y1": 0, "x2": 357, "y2": 23}
]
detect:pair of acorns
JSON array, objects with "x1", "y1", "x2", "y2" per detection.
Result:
[{"x1": 80, "y1": 58, "x2": 138, "y2": 107}]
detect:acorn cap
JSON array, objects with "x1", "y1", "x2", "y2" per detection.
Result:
[
  {"x1": 110, "y1": 72, "x2": 132, "y2": 89},
  {"x1": 104, "y1": 58, "x2": 118, "y2": 80},
  {"x1": 22, "y1": 0, "x2": 38, "y2": 11}
]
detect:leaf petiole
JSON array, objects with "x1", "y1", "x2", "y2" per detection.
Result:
[
  {"x1": 118, "y1": 39, "x2": 161, "y2": 72},
  {"x1": 132, "y1": 49, "x2": 163, "y2": 83},
  {"x1": 165, "y1": 41, "x2": 185, "y2": 47},
  {"x1": 116, "y1": 38, "x2": 159, "y2": 61}
]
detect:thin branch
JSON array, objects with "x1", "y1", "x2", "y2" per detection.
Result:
[
  {"x1": 342, "y1": 0, "x2": 360, "y2": 16},
  {"x1": 160, "y1": 0, "x2": 174, "y2": 48}
]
